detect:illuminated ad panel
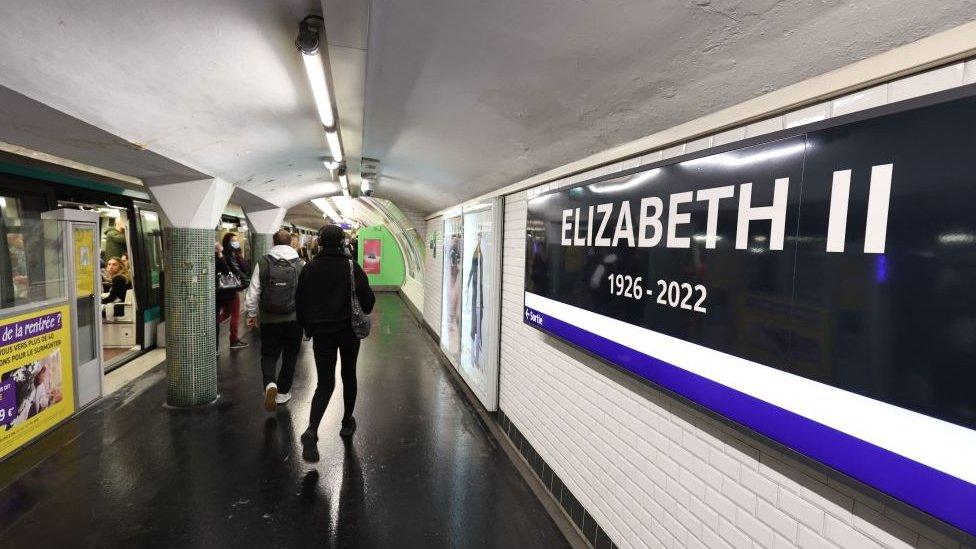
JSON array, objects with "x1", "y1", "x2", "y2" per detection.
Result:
[{"x1": 524, "y1": 86, "x2": 976, "y2": 536}]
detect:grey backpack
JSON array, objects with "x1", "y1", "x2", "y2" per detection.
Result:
[{"x1": 260, "y1": 255, "x2": 302, "y2": 314}]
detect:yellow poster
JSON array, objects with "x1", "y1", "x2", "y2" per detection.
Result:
[
  {"x1": 0, "y1": 304, "x2": 74, "y2": 460},
  {"x1": 73, "y1": 226, "x2": 95, "y2": 296}
]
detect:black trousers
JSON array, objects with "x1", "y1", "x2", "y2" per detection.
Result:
[
  {"x1": 260, "y1": 321, "x2": 302, "y2": 393},
  {"x1": 309, "y1": 327, "x2": 360, "y2": 431}
]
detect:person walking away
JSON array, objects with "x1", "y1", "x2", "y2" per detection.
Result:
[
  {"x1": 215, "y1": 242, "x2": 248, "y2": 356},
  {"x1": 221, "y1": 232, "x2": 250, "y2": 350},
  {"x1": 296, "y1": 224, "x2": 375, "y2": 462},
  {"x1": 245, "y1": 229, "x2": 305, "y2": 412}
]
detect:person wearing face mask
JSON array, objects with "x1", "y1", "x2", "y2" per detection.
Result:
[{"x1": 218, "y1": 232, "x2": 250, "y2": 350}]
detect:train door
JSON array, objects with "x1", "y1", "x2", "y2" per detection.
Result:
[
  {"x1": 57, "y1": 199, "x2": 142, "y2": 371},
  {"x1": 133, "y1": 206, "x2": 163, "y2": 347}
]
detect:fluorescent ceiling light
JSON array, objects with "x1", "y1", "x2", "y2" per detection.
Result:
[
  {"x1": 342, "y1": 188, "x2": 351, "y2": 198},
  {"x1": 311, "y1": 197, "x2": 343, "y2": 224},
  {"x1": 339, "y1": 173, "x2": 349, "y2": 189},
  {"x1": 325, "y1": 130, "x2": 343, "y2": 162},
  {"x1": 301, "y1": 51, "x2": 336, "y2": 129}
]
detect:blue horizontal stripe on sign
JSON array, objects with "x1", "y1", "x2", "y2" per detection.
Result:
[{"x1": 523, "y1": 306, "x2": 976, "y2": 537}]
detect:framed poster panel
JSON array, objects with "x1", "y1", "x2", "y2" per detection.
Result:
[
  {"x1": 459, "y1": 199, "x2": 503, "y2": 410},
  {"x1": 441, "y1": 215, "x2": 463, "y2": 365},
  {"x1": 524, "y1": 85, "x2": 976, "y2": 537},
  {"x1": 363, "y1": 238, "x2": 381, "y2": 275}
]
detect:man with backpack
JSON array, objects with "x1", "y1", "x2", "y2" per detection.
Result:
[{"x1": 245, "y1": 229, "x2": 305, "y2": 412}]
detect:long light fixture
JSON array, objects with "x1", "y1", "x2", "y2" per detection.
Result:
[
  {"x1": 311, "y1": 198, "x2": 343, "y2": 224},
  {"x1": 338, "y1": 173, "x2": 350, "y2": 198},
  {"x1": 297, "y1": 15, "x2": 345, "y2": 168},
  {"x1": 300, "y1": 51, "x2": 335, "y2": 128},
  {"x1": 325, "y1": 130, "x2": 343, "y2": 163}
]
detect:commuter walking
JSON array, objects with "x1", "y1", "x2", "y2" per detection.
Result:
[
  {"x1": 245, "y1": 230, "x2": 305, "y2": 412},
  {"x1": 296, "y1": 224, "x2": 375, "y2": 462},
  {"x1": 215, "y1": 242, "x2": 248, "y2": 356}
]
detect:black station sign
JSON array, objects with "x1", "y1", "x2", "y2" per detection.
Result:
[{"x1": 523, "y1": 85, "x2": 976, "y2": 536}]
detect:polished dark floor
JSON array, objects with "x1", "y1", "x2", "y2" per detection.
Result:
[{"x1": 0, "y1": 294, "x2": 570, "y2": 548}]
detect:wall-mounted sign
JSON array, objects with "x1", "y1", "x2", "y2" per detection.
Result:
[
  {"x1": 0, "y1": 304, "x2": 74, "y2": 460},
  {"x1": 524, "y1": 86, "x2": 976, "y2": 536},
  {"x1": 363, "y1": 238, "x2": 381, "y2": 275}
]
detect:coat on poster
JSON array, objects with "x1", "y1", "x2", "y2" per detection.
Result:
[{"x1": 524, "y1": 85, "x2": 976, "y2": 537}]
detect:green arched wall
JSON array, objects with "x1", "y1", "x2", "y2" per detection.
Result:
[{"x1": 357, "y1": 224, "x2": 405, "y2": 287}]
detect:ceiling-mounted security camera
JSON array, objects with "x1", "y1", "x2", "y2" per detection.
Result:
[{"x1": 361, "y1": 177, "x2": 375, "y2": 197}]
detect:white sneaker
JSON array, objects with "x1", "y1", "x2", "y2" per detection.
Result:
[
  {"x1": 264, "y1": 383, "x2": 278, "y2": 412},
  {"x1": 275, "y1": 392, "x2": 292, "y2": 405}
]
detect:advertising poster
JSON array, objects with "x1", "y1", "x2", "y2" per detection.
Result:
[
  {"x1": 440, "y1": 217, "x2": 463, "y2": 364},
  {"x1": 460, "y1": 208, "x2": 493, "y2": 382},
  {"x1": 0, "y1": 305, "x2": 74, "y2": 460},
  {"x1": 524, "y1": 87, "x2": 976, "y2": 535},
  {"x1": 363, "y1": 238, "x2": 382, "y2": 275},
  {"x1": 73, "y1": 226, "x2": 95, "y2": 296}
]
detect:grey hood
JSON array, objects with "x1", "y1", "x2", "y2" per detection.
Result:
[{"x1": 266, "y1": 244, "x2": 299, "y2": 260}]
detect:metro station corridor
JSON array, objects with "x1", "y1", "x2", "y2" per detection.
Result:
[
  {"x1": 4, "y1": 2, "x2": 976, "y2": 548},
  {"x1": 0, "y1": 294, "x2": 570, "y2": 548}
]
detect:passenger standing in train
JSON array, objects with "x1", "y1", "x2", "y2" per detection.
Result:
[
  {"x1": 103, "y1": 217, "x2": 127, "y2": 260},
  {"x1": 296, "y1": 224, "x2": 375, "y2": 462},
  {"x1": 245, "y1": 229, "x2": 305, "y2": 412},
  {"x1": 215, "y1": 241, "x2": 248, "y2": 356}
]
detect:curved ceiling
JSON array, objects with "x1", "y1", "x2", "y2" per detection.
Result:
[
  {"x1": 0, "y1": 0, "x2": 348, "y2": 209},
  {"x1": 364, "y1": 0, "x2": 976, "y2": 213},
  {"x1": 0, "y1": 2, "x2": 974, "y2": 220}
]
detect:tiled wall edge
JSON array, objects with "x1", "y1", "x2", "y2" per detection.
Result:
[{"x1": 498, "y1": 408, "x2": 618, "y2": 549}]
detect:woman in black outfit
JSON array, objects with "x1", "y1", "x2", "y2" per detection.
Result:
[
  {"x1": 102, "y1": 257, "x2": 132, "y2": 317},
  {"x1": 215, "y1": 241, "x2": 248, "y2": 355},
  {"x1": 296, "y1": 224, "x2": 375, "y2": 462}
]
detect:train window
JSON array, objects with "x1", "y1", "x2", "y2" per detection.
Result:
[
  {"x1": 0, "y1": 196, "x2": 66, "y2": 309},
  {"x1": 139, "y1": 210, "x2": 163, "y2": 289}
]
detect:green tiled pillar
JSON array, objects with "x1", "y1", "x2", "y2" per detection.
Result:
[
  {"x1": 251, "y1": 233, "x2": 273, "y2": 268},
  {"x1": 164, "y1": 227, "x2": 218, "y2": 406}
]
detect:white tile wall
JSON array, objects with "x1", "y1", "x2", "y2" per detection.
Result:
[
  {"x1": 830, "y1": 85, "x2": 888, "y2": 117},
  {"x1": 431, "y1": 58, "x2": 976, "y2": 549},
  {"x1": 712, "y1": 128, "x2": 746, "y2": 147},
  {"x1": 784, "y1": 103, "x2": 829, "y2": 128},
  {"x1": 422, "y1": 216, "x2": 443, "y2": 335},
  {"x1": 400, "y1": 208, "x2": 428, "y2": 241},
  {"x1": 888, "y1": 63, "x2": 965, "y2": 104},
  {"x1": 965, "y1": 60, "x2": 976, "y2": 85}
]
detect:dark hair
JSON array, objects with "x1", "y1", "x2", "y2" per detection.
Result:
[
  {"x1": 221, "y1": 232, "x2": 245, "y2": 260},
  {"x1": 318, "y1": 224, "x2": 345, "y2": 248},
  {"x1": 273, "y1": 229, "x2": 292, "y2": 246},
  {"x1": 221, "y1": 232, "x2": 237, "y2": 250}
]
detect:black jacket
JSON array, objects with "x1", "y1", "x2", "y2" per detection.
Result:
[
  {"x1": 102, "y1": 274, "x2": 131, "y2": 304},
  {"x1": 215, "y1": 253, "x2": 247, "y2": 302},
  {"x1": 296, "y1": 250, "x2": 375, "y2": 332}
]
